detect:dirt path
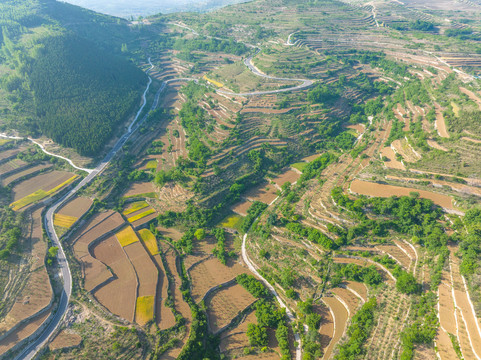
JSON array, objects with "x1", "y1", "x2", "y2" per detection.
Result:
[{"x1": 435, "y1": 103, "x2": 450, "y2": 138}]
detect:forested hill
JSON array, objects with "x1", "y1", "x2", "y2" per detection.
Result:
[{"x1": 0, "y1": 0, "x2": 147, "y2": 156}]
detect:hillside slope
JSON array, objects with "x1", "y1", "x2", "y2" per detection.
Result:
[{"x1": 0, "y1": 0, "x2": 147, "y2": 156}]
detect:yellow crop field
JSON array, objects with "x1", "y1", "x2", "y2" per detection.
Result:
[
  {"x1": 127, "y1": 208, "x2": 155, "y2": 223},
  {"x1": 203, "y1": 75, "x2": 224, "y2": 88},
  {"x1": 135, "y1": 295, "x2": 154, "y2": 325},
  {"x1": 53, "y1": 214, "x2": 78, "y2": 229},
  {"x1": 138, "y1": 229, "x2": 158, "y2": 255},
  {"x1": 451, "y1": 102, "x2": 460, "y2": 117},
  {"x1": 146, "y1": 160, "x2": 158, "y2": 169},
  {"x1": 220, "y1": 214, "x2": 243, "y2": 229},
  {"x1": 122, "y1": 201, "x2": 149, "y2": 215},
  {"x1": 10, "y1": 175, "x2": 78, "y2": 211},
  {"x1": 116, "y1": 226, "x2": 139, "y2": 247}
]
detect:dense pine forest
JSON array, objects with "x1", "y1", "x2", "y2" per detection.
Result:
[{"x1": 0, "y1": 0, "x2": 147, "y2": 155}]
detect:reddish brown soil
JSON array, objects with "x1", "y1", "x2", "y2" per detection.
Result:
[
  {"x1": 376, "y1": 244, "x2": 411, "y2": 269},
  {"x1": 220, "y1": 311, "x2": 257, "y2": 352},
  {"x1": 272, "y1": 169, "x2": 301, "y2": 188},
  {"x1": 12, "y1": 170, "x2": 74, "y2": 201},
  {"x1": 71, "y1": 211, "x2": 124, "y2": 292},
  {"x1": 92, "y1": 236, "x2": 137, "y2": 322},
  {"x1": 331, "y1": 287, "x2": 360, "y2": 315},
  {"x1": 322, "y1": 296, "x2": 348, "y2": 359},
  {"x1": 345, "y1": 281, "x2": 368, "y2": 302},
  {"x1": 0, "y1": 209, "x2": 53, "y2": 335},
  {"x1": 124, "y1": 241, "x2": 157, "y2": 298},
  {"x1": 57, "y1": 197, "x2": 92, "y2": 218},
  {"x1": 0, "y1": 308, "x2": 52, "y2": 356},
  {"x1": 157, "y1": 227, "x2": 183, "y2": 241},
  {"x1": 427, "y1": 139, "x2": 448, "y2": 151},
  {"x1": 189, "y1": 258, "x2": 246, "y2": 302},
  {"x1": 206, "y1": 284, "x2": 255, "y2": 333},
  {"x1": 435, "y1": 103, "x2": 450, "y2": 138},
  {"x1": 231, "y1": 200, "x2": 252, "y2": 216},
  {"x1": 49, "y1": 330, "x2": 82, "y2": 350},
  {"x1": 244, "y1": 182, "x2": 278, "y2": 204},
  {"x1": 123, "y1": 182, "x2": 155, "y2": 198},
  {"x1": 1, "y1": 163, "x2": 52, "y2": 187},
  {"x1": 350, "y1": 179, "x2": 454, "y2": 210},
  {"x1": 381, "y1": 147, "x2": 405, "y2": 170},
  {"x1": 152, "y1": 254, "x2": 176, "y2": 330}
]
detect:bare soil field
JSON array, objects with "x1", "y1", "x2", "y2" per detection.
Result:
[
  {"x1": 219, "y1": 311, "x2": 257, "y2": 352},
  {"x1": 1, "y1": 163, "x2": 52, "y2": 186},
  {"x1": 376, "y1": 244, "x2": 412, "y2": 269},
  {"x1": 331, "y1": 287, "x2": 359, "y2": 315},
  {"x1": 427, "y1": 139, "x2": 448, "y2": 151},
  {"x1": 157, "y1": 226, "x2": 183, "y2": 241},
  {"x1": 345, "y1": 281, "x2": 368, "y2": 302},
  {"x1": 92, "y1": 236, "x2": 137, "y2": 322},
  {"x1": 435, "y1": 103, "x2": 450, "y2": 138},
  {"x1": 322, "y1": 296, "x2": 348, "y2": 360},
  {"x1": 244, "y1": 182, "x2": 278, "y2": 204},
  {"x1": 189, "y1": 258, "x2": 246, "y2": 302},
  {"x1": 57, "y1": 197, "x2": 92, "y2": 218},
  {"x1": 350, "y1": 179, "x2": 454, "y2": 210},
  {"x1": 381, "y1": 146, "x2": 405, "y2": 170},
  {"x1": 158, "y1": 243, "x2": 192, "y2": 359},
  {"x1": 0, "y1": 158, "x2": 27, "y2": 176},
  {"x1": 0, "y1": 147, "x2": 24, "y2": 162},
  {"x1": 184, "y1": 236, "x2": 217, "y2": 270},
  {"x1": 0, "y1": 209, "x2": 52, "y2": 338},
  {"x1": 72, "y1": 213, "x2": 124, "y2": 292},
  {"x1": 0, "y1": 308, "x2": 52, "y2": 356},
  {"x1": 11, "y1": 170, "x2": 74, "y2": 201},
  {"x1": 206, "y1": 284, "x2": 255, "y2": 333},
  {"x1": 231, "y1": 200, "x2": 252, "y2": 216},
  {"x1": 123, "y1": 241, "x2": 157, "y2": 298},
  {"x1": 272, "y1": 169, "x2": 301, "y2": 188},
  {"x1": 49, "y1": 329, "x2": 82, "y2": 351},
  {"x1": 123, "y1": 182, "x2": 155, "y2": 198},
  {"x1": 152, "y1": 254, "x2": 176, "y2": 330}
]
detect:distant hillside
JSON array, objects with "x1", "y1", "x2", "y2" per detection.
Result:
[
  {"x1": 61, "y1": 0, "x2": 252, "y2": 18},
  {"x1": 0, "y1": 0, "x2": 147, "y2": 156}
]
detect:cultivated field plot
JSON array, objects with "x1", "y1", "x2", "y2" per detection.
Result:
[
  {"x1": 126, "y1": 206, "x2": 157, "y2": 228},
  {"x1": 71, "y1": 211, "x2": 125, "y2": 292},
  {"x1": 123, "y1": 241, "x2": 157, "y2": 298},
  {"x1": 206, "y1": 284, "x2": 256, "y2": 333},
  {"x1": 189, "y1": 257, "x2": 246, "y2": 303},
  {"x1": 116, "y1": 226, "x2": 140, "y2": 247},
  {"x1": 49, "y1": 329, "x2": 82, "y2": 351},
  {"x1": 0, "y1": 208, "x2": 53, "y2": 355},
  {"x1": 350, "y1": 179, "x2": 454, "y2": 210},
  {"x1": 92, "y1": 236, "x2": 137, "y2": 322},
  {"x1": 271, "y1": 169, "x2": 301, "y2": 188},
  {"x1": 1, "y1": 163, "x2": 52, "y2": 186},
  {"x1": 123, "y1": 182, "x2": 156, "y2": 199},
  {"x1": 10, "y1": 171, "x2": 78, "y2": 211},
  {"x1": 57, "y1": 196, "x2": 92, "y2": 219}
]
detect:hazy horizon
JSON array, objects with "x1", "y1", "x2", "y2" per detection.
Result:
[{"x1": 61, "y1": 0, "x2": 251, "y2": 18}]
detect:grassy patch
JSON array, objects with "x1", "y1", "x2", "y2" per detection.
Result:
[
  {"x1": 10, "y1": 175, "x2": 78, "y2": 211},
  {"x1": 146, "y1": 160, "x2": 158, "y2": 169},
  {"x1": 0, "y1": 139, "x2": 11, "y2": 146},
  {"x1": 123, "y1": 192, "x2": 157, "y2": 199},
  {"x1": 138, "y1": 229, "x2": 158, "y2": 255},
  {"x1": 291, "y1": 162, "x2": 307, "y2": 172},
  {"x1": 220, "y1": 214, "x2": 243, "y2": 230},
  {"x1": 127, "y1": 208, "x2": 156, "y2": 223},
  {"x1": 116, "y1": 226, "x2": 139, "y2": 247},
  {"x1": 53, "y1": 213, "x2": 78, "y2": 228},
  {"x1": 135, "y1": 295, "x2": 154, "y2": 325},
  {"x1": 122, "y1": 201, "x2": 149, "y2": 216}
]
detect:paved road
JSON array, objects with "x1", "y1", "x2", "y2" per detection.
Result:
[
  {"x1": 171, "y1": 22, "x2": 314, "y2": 97},
  {"x1": 13, "y1": 58, "x2": 167, "y2": 360},
  {"x1": 218, "y1": 51, "x2": 314, "y2": 96}
]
